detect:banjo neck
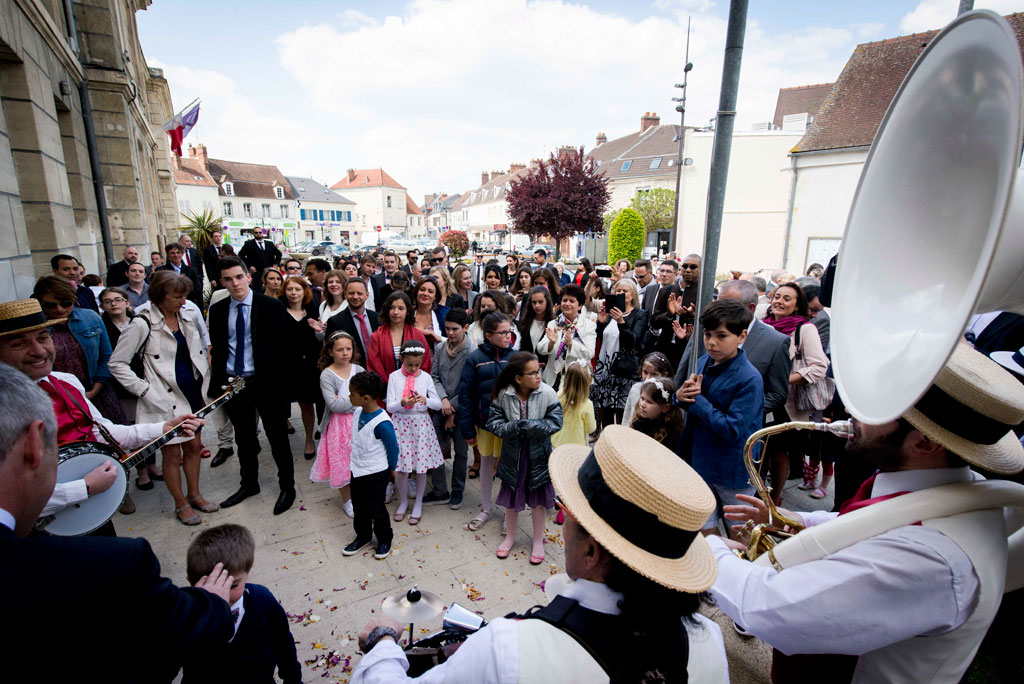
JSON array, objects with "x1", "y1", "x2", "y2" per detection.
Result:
[{"x1": 120, "y1": 378, "x2": 245, "y2": 472}]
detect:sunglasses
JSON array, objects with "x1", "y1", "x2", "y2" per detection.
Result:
[
  {"x1": 42, "y1": 300, "x2": 73, "y2": 309},
  {"x1": 681, "y1": 264, "x2": 699, "y2": 270}
]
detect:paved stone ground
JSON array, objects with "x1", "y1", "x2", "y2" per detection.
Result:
[{"x1": 120, "y1": 407, "x2": 834, "y2": 683}]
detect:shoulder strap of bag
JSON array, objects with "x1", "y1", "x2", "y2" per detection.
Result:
[{"x1": 794, "y1": 323, "x2": 803, "y2": 360}]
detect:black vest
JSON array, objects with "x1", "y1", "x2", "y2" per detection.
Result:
[{"x1": 512, "y1": 596, "x2": 689, "y2": 683}]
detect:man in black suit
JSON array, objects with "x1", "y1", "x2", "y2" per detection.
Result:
[
  {"x1": 400, "y1": 250, "x2": 418, "y2": 276},
  {"x1": 179, "y1": 233, "x2": 204, "y2": 291},
  {"x1": 208, "y1": 256, "x2": 296, "y2": 515},
  {"x1": 324, "y1": 278, "x2": 379, "y2": 362},
  {"x1": 372, "y1": 252, "x2": 400, "y2": 303},
  {"x1": 202, "y1": 229, "x2": 227, "y2": 290},
  {"x1": 238, "y1": 228, "x2": 281, "y2": 287},
  {"x1": 0, "y1": 363, "x2": 235, "y2": 680},
  {"x1": 469, "y1": 253, "x2": 487, "y2": 291},
  {"x1": 105, "y1": 245, "x2": 140, "y2": 287},
  {"x1": 675, "y1": 279, "x2": 792, "y2": 418},
  {"x1": 358, "y1": 254, "x2": 381, "y2": 312},
  {"x1": 157, "y1": 242, "x2": 203, "y2": 308},
  {"x1": 644, "y1": 260, "x2": 682, "y2": 360},
  {"x1": 305, "y1": 258, "x2": 331, "y2": 309}
]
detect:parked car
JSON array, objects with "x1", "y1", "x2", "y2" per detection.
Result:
[{"x1": 311, "y1": 241, "x2": 336, "y2": 256}]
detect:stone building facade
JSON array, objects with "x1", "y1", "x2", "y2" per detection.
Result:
[{"x1": 0, "y1": 0, "x2": 176, "y2": 301}]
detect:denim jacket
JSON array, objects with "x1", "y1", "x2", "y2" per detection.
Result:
[{"x1": 68, "y1": 307, "x2": 113, "y2": 383}]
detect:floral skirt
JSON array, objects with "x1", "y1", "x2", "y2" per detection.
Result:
[
  {"x1": 591, "y1": 357, "x2": 633, "y2": 410},
  {"x1": 310, "y1": 412, "x2": 353, "y2": 488},
  {"x1": 394, "y1": 412, "x2": 445, "y2": 473}
]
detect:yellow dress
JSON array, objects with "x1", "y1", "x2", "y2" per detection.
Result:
[{"x1": 551, "y1": 396, "x2": 597, "y2": 448}]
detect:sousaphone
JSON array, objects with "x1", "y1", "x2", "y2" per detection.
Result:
[{"x1": 747, "y1": 10, "x2": 1024, "y2": 588}]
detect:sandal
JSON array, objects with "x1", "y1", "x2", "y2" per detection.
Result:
[
  {"x1": 467, "y1": 466, "x2": 480, "y2": 479},
  {"x1": 810, "y1": 487, "x2": 828, "y2": 500},
  {"x1": 188, "y1": 497, "x2": 220, "y2": 513},
  {"x1": 466, "y1": 510, "x2": 491, "y2": 531},
  {"x1": 529, "y1": 553, "x2": 544, "y2": 565},
  {"x1": 394, "y1": 510, "x2": 406, "y2": 522},
  {"x1": 200, "y1": 448, "x2": 212, "y2": 459},
  {"x1": 408, "y1": 516, "x2": 420, "y2": 526},
  {"x1": 175, "y1": 504, "x2": 201, "y2": 526}
]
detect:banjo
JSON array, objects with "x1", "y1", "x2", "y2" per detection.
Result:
[{"x1": 37, "y1": 377, "x2": 246, "y2": 536}]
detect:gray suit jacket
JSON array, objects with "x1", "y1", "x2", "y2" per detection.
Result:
[
  {"x1": 813, "y1": 310, "x2": 830, "y2": 355},
  {"x1": 675, "y1": 318, "x2": 792, "y2": 413}
]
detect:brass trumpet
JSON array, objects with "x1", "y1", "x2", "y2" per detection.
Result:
[{"x1": 733, "y1": 420, "x2": 854, "y2": 562}]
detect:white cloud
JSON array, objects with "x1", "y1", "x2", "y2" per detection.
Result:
[
  {"x1": 268, "y1": 0, "x2": 869, "y2": 198},
  {"x1": 338, "y1": 9, "x2": 377, "y2": 29},
  {"x1": 899, "y1": 0, "x2": 1021, "y2": 34}
]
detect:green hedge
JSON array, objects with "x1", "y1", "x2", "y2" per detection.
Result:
[{"x1": 608, "y1": 208, "x2": 645, "y2": 263}]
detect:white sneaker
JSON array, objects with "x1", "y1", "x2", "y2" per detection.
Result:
[
  {"x1": 407, "y1": 480, "x2": 417, "y2": 499},
  {"x1": 343, "y1": 500, "x2": 354, "y2": 518},
  {"x1": 384, "y1": 483, "x2": 395, "y2": 504}
]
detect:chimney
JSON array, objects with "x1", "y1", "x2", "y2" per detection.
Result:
[
  {"x1": 640, "y1": 112, "x2": 660, "y2": 133},
  {"x1": 424, "y1": 194, "x2": 433, "y2": 206},
  {"x1": 558, "y1": 145, "x2": 576, "y2": 161},
  {"x1": 509, "y1": 162, "x2": 526, "y2": 174},
  {"x1": 596, "y1": 132, "x2": 607, "y2": 146},
  {"x1": 492, "y1": 169, "x2": 505, "y2": 180},
  {"x1": 481, "y1": 171, "x2": 490, "y2": 185},
  {"x1": 347, "y1": 168, "x2": 356, "y2": 182},
  {"x1": 191, "y1": 143, "x2": 208, "y2": 169},
  {"x1": 529, "y1": 159, "x2": 540, "y2": 169}
]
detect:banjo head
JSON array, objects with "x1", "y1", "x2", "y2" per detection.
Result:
[{"x1": 45, "y1": 443, "x2": 128, "y2": 536}]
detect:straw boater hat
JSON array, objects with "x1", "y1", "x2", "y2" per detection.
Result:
[
  {"x1": 0, "y1": 299, "x2": 66, "y2": 336},
  {"x1": 903, "y1": 343, "x2": 1024, "y2": 475},
  {"x1": 991, "y1": 345, "x2": 1024, "y2": 378},
  {"x1": 549, "y1": 425, "x2": 718, "y2": 594}
]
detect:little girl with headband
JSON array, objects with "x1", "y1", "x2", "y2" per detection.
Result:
[
  {"x1": 629, "y1": 377, "x2": 685, "y2": 455},
  {"x1": 386, "y1": 340, "x2": 444, "y2": 525}
]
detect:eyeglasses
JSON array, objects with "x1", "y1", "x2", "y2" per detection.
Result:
[
  {"x1": 101, "y1": 297, "x2": 127, "y2": 305},
  {"x1": 521, "y1": 369, "x2": 542, "y2": 377},
  {"x1": 491, "y1": 330, "x2": 513, "y2": 337},
  {"x1": 41, "y1": 300, "x2": 73, "y2": 309},
  {"x1": 681, "y1": 264, "x2": 699, "y2": 270}
]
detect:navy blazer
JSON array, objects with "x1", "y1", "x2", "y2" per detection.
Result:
[
  {"x1": 0, "y1": 526, "x2": 232, "y2": 682},
  {"x1": 208, "y1": 293, "x2": 291, "y2": 397},
  {"x1": 182, "y1": 583, "x2": 301, "y2": 684},
  {"x1": 324, "y1": 306, "x2": 379, "y2": 364}
]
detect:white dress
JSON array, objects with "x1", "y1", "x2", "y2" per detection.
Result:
[{"x1": 385, "y1": 368, "x2": 444, "y2": 473}]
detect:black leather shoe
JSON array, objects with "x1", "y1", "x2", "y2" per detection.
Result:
[
  {"x1": 273, "y1": 488, "x2": 296, "y2": 515},
  {"x1": 211, "y1": 448, "x2": 234, "y2": 468},
  {"x1": 220, "y1": 486, "x2": 259, "y2": 508}
]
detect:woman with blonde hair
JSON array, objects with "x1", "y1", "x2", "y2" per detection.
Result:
[{"x1": 429, "y1": 266, "x2": 465, "y2": 313}]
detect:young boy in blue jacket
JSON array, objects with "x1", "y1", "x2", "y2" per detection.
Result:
[{"x1": 676, "y1": 299, "x2": 765, "y2": 537}]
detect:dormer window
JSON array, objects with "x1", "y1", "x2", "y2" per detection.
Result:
[
  {"x1": 223, "y1": 182, "x2": 234, "y2": 196},
  {"x1": 275, "y1": 186, "x2": 284, "y2": 199}
]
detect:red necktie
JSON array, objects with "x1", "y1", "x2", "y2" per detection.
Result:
[
  {"x1": 184, "y1": 250, "x2": 191, "y2": 266},
  {"x1": 837, "y1": 473, "x2": 913, "y2": 517},
  {"x1": 356, "y1": 313, "x2": 371, "y2": 351}
]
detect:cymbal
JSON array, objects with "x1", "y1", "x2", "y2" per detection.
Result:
[
  {"x1": 382, "y1": 585, "x2": 444, "y2": 623},
  {"x1": 543, "y1": 573, "x2": 574, "y2": 602}
]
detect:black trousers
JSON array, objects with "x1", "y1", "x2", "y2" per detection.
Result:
[
  {"x1": 351, "y1": 468, "x2": 392, "y2": 544},
  {"x1": 225, "y1": 380, "x2": 294, "y2": 491}
]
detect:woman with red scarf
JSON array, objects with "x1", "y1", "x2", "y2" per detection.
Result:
[
  {"x1": 762, "y1": 282, "x2": 829, "y2": 505},
  {"x1": 366, "y1": 292, "x2": 432, "y2": 383}
]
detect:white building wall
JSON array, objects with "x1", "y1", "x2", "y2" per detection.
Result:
[
  {"x1": 298, "y1": 199, "x2": 355, "y2": 244},
  {"x1": 785, "y1": 148, "x2": 868, "y2": 273},
  {"x1": 175, "y1": 184, "x2": 220, "y2": 221}
]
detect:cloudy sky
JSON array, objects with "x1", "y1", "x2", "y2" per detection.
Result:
[{"x1": 138, "y1": 0, "x2": 1022, "y2": 203}]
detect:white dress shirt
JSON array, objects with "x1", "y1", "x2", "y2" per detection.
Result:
[
  {"x1": 352, "y1": 578, "x2": 729, "y2": 684},
  {"x1": 707, "y1": 466, "x2": 981, "y2": 656},
  {"x1": 229, "y1": 593, "x2": 245, "y2": 642},
  {"x1": 39, "y1": 372, "x2": 165, "y2": 517},
  {"x1": 226, "y1": 291, "x2": 255, "y2": 375}
]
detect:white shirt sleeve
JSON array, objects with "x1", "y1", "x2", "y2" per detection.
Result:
[
  {"x1": 352, "y1": 617, "x2": 519, "y2": 684},
  {"x1": 40, "y1": 480, "x2": 89, "y2": 517},
  {"x1": 706, "y1": 526, "x2": 980, "y2": 656},
  {"x1": 50, "y1": 372, "x2": 165, "y2": 450}
]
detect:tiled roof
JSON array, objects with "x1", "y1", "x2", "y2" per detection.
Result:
[
  {"x1": 173, "y1": 157, "x2": 217, "y2": 187},
  {"x1": 587, "y1": 124, "x2": 681, "y2": 180},
  {"x1": 772, "y1": 83, "x2": 833, "y2": 128},
  {"x1": 794, "y1": 13, "x2": 1024, "y2": 153},
  {"x1": 405, "y1": 194, "x2": 423, "y2": 215},
  {"x1": 456, "y1": 166, "x2": 533, "y2": 208},
  {"x1": 331, "y1": 168, "x2": 406, "y2": 190},
  {"x1": 208, "y1": 158, "x2": 294, "y2": 199},
  {"x1": 286, "y1": 176, "x2": 355, "y2": 205}
]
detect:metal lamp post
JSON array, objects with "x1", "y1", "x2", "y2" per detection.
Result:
[{"x1": 668, "y1": 17, "x2": 693, "y2": 256}]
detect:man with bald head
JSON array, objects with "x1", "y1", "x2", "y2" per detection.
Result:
[
  {"x1": 675, "y1": 279, "x2": 792, "y2": 418},
  {"x1": 106, "y1": 246, "x2": 140, "y2": 288}
]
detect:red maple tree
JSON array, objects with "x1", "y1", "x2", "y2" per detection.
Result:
[{"x1": 506, "y1": 147, "x2": 610, "y2": 259}]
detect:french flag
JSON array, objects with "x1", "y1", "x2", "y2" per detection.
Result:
[{"x1": 163, "y1": 100, "x2": 200, "y2": 157}]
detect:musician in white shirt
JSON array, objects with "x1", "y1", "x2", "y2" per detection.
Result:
[
  {"x1": 708, "y1": 344, "x2": 1024, "y2": 684},
  {"x1": 0, "y1": 299, "x2": 202, "y2": 527}
]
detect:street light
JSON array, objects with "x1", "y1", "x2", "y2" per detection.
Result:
[{"x1": 668, "y1": 17, "x2": 693, "y2": 256}]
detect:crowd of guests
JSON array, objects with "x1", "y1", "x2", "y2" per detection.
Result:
[{"x1": 6, "y1": 232, "x2": 1024, "y2": 683}]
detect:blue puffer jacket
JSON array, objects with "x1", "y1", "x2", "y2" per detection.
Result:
[
  {"x1": 68, "y1": 307, "x2": 113, "y2": 383},
  {"x1": 457, "y1": 341, "x2": 514, "y2": 440}
]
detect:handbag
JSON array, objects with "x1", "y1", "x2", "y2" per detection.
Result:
[
  {"x1": 610, "y1": 351, "x2": 639, "y2": 378},
  {"x1": 128, "y1": 315, "x2": 152, "y2": 381},
  {"x1": 791, "y1": 324, "x2": 835, "y2": 412}
]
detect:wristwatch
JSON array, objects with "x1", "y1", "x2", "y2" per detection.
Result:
[{"x1": 364, "y1": 625, "x2": 401, "y2": 651}]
